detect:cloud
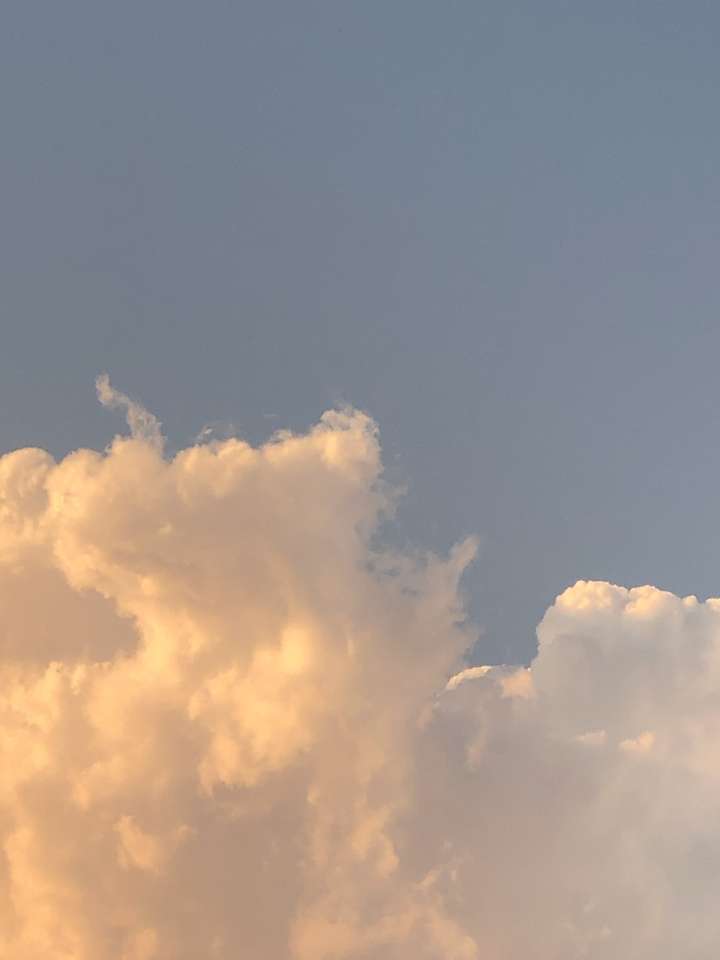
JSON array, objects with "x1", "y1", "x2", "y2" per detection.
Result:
[
  {"x1": 1, "y1": 390, "x2": 719, "y2": 957},
  {"x1": 95, "y1": 374, "x2": 163, "y2": 449}
]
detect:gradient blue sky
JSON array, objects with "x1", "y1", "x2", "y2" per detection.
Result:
[{"x1": 3, "y1": 2, "x2": 720, "y2": 662}]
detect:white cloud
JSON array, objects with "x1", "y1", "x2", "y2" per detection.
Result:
[{"x1": 1, "y1": 390, "x2": 719, "y2": 957}]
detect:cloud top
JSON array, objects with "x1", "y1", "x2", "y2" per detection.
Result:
[{"x1": 0, "y1": 389, "x2": 719, "y2": 957}]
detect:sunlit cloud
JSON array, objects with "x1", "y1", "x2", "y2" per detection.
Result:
[{"x1": 0, "y1": 384, "x2": 719, "y2": 957}]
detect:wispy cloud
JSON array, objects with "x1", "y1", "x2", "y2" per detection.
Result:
[{"x1": 96, "y1": 373, "x2": 163, "y2": 449}]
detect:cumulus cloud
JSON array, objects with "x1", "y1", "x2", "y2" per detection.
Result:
[{"x1": 1, "y1": 387, "x2": 719, "y2": 957}]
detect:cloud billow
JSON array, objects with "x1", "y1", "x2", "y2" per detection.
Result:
[{"x1": 0, "y1": 384, "x2": 718, "y2": 958}]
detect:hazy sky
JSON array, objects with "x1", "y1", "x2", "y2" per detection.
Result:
[{"x1": 4, "y1": 1, "x2": 720, "y2": 663}]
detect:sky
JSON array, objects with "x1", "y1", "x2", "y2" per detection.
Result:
[
  {"x1": 3, "y1": 3, "x2": 720, "y2": 957},
  {"x1": 4, "y1": 2, "x2": 720, "y2": 662}
]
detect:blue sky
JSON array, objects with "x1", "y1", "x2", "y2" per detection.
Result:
[{"x1": 3, "y1": 2, "x2": 720, "y2": 661}]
